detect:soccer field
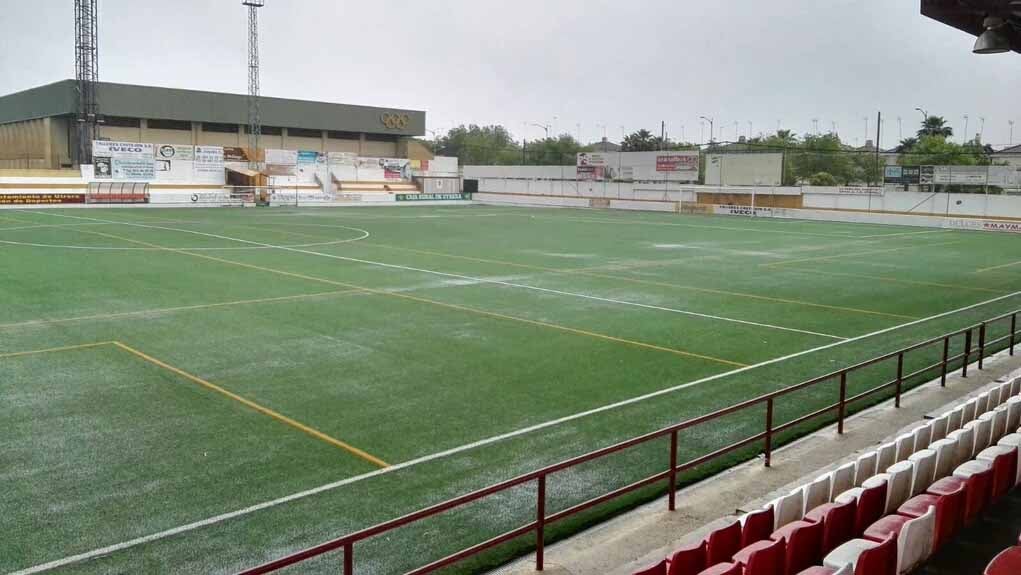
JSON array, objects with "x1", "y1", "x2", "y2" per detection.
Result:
[{"x1": 3, "y1": 204, "x2": 1021, "y2": 575}]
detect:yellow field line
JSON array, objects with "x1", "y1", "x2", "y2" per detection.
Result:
[
  {"x1": 777, "y1": 267, "x2": 1007, "y2": 295},
  {"x1": 362, "y1": 241, "x2": 914, "y2": 320},
  {"x1": 976, "y1": 260, "x2": 1021, "y2": 274},
  {"x1": 82, "y1": 228, "x2": 747, "y2": 368},
  {"x1": 0, "y1": 341, "x2": 116, "y2": 359},
  {"x1": 0, "y1": 289, "x2": 363, "y2": 331},
  {"x1": 110, "y1": 341, "x2": 390, "y2": 468},
  {"x1": 0, "y1": 337, "x2": 389, "y2": 468},
  {"x1": 760, "y1": 240, "x2": 964, "y2": 268}
]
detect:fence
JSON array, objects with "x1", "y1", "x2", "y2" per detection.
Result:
[{"x1": 240, "y1": 310, "x2": 1021, "y2": 575}]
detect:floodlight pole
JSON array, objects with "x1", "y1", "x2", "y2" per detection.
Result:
[
  {"x1": 700, "y1": 116, "x2": 714, "y2": 144},
  {"x1": 74, "y1": 0, "x2": 100, "y2": 166},
  {"x1": 243, "y1": 0, "x2": 264, "y2": 169}
]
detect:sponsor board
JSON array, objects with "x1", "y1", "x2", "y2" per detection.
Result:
[
  {"x1": 713, "y1": 204, "x2": 773, "y2": 217},
  {"x1": 395, "y1": 193, "x2": 471, "y2": 201},
  {"x1": 656, "y1": 154, "x2": 699, "y2": 173},
  {"x1": 0, "y1": 193, "x2": 86, "y2": 205},
  {"x1": 944, "y1": 218, "x2": 1021, "y2": 234}
]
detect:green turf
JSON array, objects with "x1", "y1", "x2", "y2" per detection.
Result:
[{"x1": 2, "y1": 204, "x2": 1021, "y2": 575}]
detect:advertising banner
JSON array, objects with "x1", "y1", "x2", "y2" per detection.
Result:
[
  {"x1": 577, "y1": 165, "x2": 605, "y2": 181},
  {"x1": 154, "y1": 144, "x2": 195, "y2": 182},
  {"x1": 656, "y1": 154, "x2": 699, "y2": 173},
  {"x1": 193, "y1": 146, "x2": 225, "y2": 184},
  {"x1": 577, "y1": 153, "x2": 611, "y2": 167},
  {"x1": 395, "y1": 192, "x2": 471, "y2": 201},
  {"x1": 884, "y1": 166, "x2": 921, "y2": 185},
  {"x1": 294, "y1": 151, "x2": 323, "y2": 183},
  {"x1": 93, "y1": 141, "x2": 155, "y2": 181},
  {"x1": 0, "y1": 193, "x2": 86, "y2": 205},
  {"x1": 223, "y1": 147, "x2": 251, "y2": 163},
  {"x1": 943, "y1": 218, "x2": 1021, "y2": 234},
  {"x1": 382, "y1": 158, "x2": 410, "y2": 180},
  {"x1": 713, "y1": 204, "x2": 773, "y2": 217},
  {"x1": 265, "y1": 149, "x2": 298, "y2": 166}
]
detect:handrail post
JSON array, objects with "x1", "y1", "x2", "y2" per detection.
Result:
[
  {"x1": 1011, "y1": 313, "x2": 1017, "y2": 356},
  {"x1": 536, "y1": 475, "x2": 546, "y2": 571},
  {"x1": 978, "y1": 323, "x2": 987, "y2": 370},
  {"x1": 668, "y1": 430, "x2": 678, "y2": 511},
  {"x1": 765, "y1": 398, "x2": 774, "y2": 468},
  {"x1": 895, "y1": 352, "x2": 904, "y2": 408},
  {"x1": 344, "y1": 542, "x2": 353, "y2": 575},
  {"x1": 838, "y1": 372, "x2": 847, "y2": 435},
  {"x1": 941, "y1": 336, "x2": 949, "y2": 387},
  {"x1": 962, "y1": 328, "x2": 972, "y2": 378}
]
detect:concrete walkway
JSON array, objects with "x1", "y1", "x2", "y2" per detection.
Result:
[{"x1": 492, "y1": 349, "x2": 1021, "y2": 575}]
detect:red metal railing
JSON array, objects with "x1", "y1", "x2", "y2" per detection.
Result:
[{"x1": 240, "y1": 310, "x2": 1020, "y2": 575}]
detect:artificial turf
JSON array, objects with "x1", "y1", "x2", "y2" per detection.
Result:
[{"x1": 2, "y1": 204, "x2": 1021, "y2": 574}]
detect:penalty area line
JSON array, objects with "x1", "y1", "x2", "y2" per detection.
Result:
[{"x1": 14, "y1": 288, "x2": 1021, "y2": 575}]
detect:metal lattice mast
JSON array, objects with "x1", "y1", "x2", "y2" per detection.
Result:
[
  {"x1": 243, "y1": 0, "x2": 264, "y2": 167},
  {"x1": 74, "y1": 0, "x2": 100, "y2": 165}
]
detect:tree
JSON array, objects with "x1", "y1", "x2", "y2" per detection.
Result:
[
  {"x1": 898, "y1": 135, "x2": 980, "y2": 167},
  {"x1": 895, "y1": 138, "x2": 918, "y2": 153},
  {"x1": 918, "y1": 116, "x2": 953, "y2": 139},
  {"x1": 432, "y1": 125, "x2": 520, "y2": 165},
  {"x1": 524, "y1": 134, "x2": 583, "y2": 165},
  {"x1": 788, "y1": 133, "x2": 856, "y2": 184},
  {"x1": 620, "y1": 129, "x2": 659, "y2": 152}
]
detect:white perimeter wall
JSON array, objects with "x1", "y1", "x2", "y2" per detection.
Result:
[{"x1": 804, "y1": 190, "x2": 1021, "y2": 220}]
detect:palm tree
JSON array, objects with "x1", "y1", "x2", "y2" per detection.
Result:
[
  {"x1": 917, "y1": 116, "x2": 953, "y2": 139},
  {"x1": 895, "y1": 137, "x2": 918, "y2": 153}
]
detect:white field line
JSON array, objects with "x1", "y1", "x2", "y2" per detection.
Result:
[
  {"x1": 859, "y1": 229, "x2": 955, "y2": 239},
  {"x1": 28, "y1": 212, "x2": 845, "y2": 340},
  {"x1": 14, "y1": 287, "x2": 1021, "y2": 575},
  {"x1": 0, "y1": 290, "x2": 360, "y2": 331}
]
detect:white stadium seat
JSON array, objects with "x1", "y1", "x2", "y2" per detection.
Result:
[
  {"x1": 855, "y1": 451, "x2": 878, "y2": 487},
  {"x1": 907, "y1": 449, "x2": 937, "y2": 497}
]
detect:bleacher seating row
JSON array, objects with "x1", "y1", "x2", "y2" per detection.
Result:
[{"x1": 634, "y1": 376, "x2": 1021, "y2": 575}]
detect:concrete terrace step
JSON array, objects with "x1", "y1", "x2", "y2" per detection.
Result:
[{"x1": 336, "y1": 181, "x2": 420, "y2": 193}]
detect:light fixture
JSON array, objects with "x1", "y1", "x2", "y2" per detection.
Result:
[{"x1": 973, "y1": 16, "x2": 1010, "y2": 54}]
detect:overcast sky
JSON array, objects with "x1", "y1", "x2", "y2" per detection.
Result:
[{"x1": 2, "y1": 0, "x2": 1019, "y2": 149}]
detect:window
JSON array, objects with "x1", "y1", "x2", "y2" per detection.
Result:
[
  {"x1": 202, "y1": 122, "x2": 239, "y2": 133},
  {"x1": 102, "y1": 116, "x2": 140, "y2": 128},
  {"x1": 328, "y1": 130, "x2": 360, "y2": 140},
  {"x1": 287, "y1": 127, "x2": 322, "y2": 139},
  {"x1": 365, "y1": 133, "x2": 398, "y2": 143},
  {"x1": 147, "y1": 118, "x2": 192, "y2": 131},
  {"x1": 243, "y1": 125, "x2": 282, "y2": 135}
]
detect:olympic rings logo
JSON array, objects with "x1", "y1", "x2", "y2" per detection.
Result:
[{"x1": 380, "y1": 113, "x2": 410, "y2": 130}]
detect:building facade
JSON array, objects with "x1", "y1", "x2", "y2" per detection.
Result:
[{"x1": 0, "y1": 80, "x2": 428, "y2": 169}]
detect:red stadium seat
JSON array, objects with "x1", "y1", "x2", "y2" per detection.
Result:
[
  {"x1": 805, "y1": 499, "x2": 857, "y2": 556},
  {"x1": 898, "y1": 484, "x2": 965, "y2": 551},
  {"x1": 772, "y1": 520, "x2": 823, "y2": 575},
  {"x1": 733, "y1": 537, "x2": 785, "y2": 575},
  {"x1": 985, "y1": 547, "x2": 1021, "y2": 575},
  {"x1": 976, "y1": 445, "x2": 1018, "y2": 501},
  {"x1": 853, "y1": 482, "x2": 887, "y2": 536},
  {"x1": 952, "y1": 464, "x2": 994, "y2": 525},
  {"x1": 634, "y1": 559, "x2": 669, "y2": 575},
  {"x1": 708, "y1": 521, "x2": 744, "y2": 565},
  {"x1": 668, "y1": 540, "x2": 708, "y2": 575},
  {"x1": 862, "y1": 514, "x2": 910, "y2": 544},
  {"x1": 697, "y1": 563, "x2": 743, "y2": 575},
  {"x1": 743, "y1": 509, "x2": 776, "y2": 548},
  {"x1": 823, "y1": 535, "x2": 897, "y2": 575}
]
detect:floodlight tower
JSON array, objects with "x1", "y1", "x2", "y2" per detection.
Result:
[
  {"x1": 74, "y1": 0, "x2": 100, "y2": 165},
  {"x1": 243, "y1": 0, "x2": 264, "y2": 167}
]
